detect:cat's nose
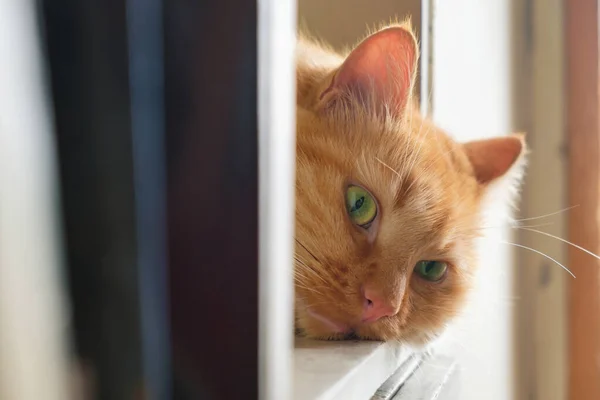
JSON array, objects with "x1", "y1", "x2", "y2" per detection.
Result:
[{"x1": 361, "y1": 288, "x2": 400, "y2": 323}]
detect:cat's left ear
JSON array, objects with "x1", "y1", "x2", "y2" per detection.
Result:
[
  {"x1": 463, "y1": 134, "x2": 527, "y2": 186},
  {"x1": 318, "y1": 24, "x2": 419, "y2": 117}
]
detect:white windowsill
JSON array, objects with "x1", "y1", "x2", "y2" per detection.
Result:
[{"x1": 293, "y1": 338, "x2": 413, "y2": 400}]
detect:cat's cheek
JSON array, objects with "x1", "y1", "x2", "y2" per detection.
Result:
[
  {"x1": 299, "y1": 319, "x2": 350, "y2": 340},
  {"x1": 295, "y1": 306, "x2": 353, "y2": 339}
]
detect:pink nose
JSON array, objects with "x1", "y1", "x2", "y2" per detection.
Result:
[{"x1": 361, "y1": 288, "x2": 399, "y2": 323}]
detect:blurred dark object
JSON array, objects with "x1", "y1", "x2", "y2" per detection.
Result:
[
  {"x1": 164, "y1": 1, "x2": 259, "y2": 399},
  {"x1": 41, "y1": 1, "x2": 146, "y2": 399},
  {"x1": 39, "y1": 0, "x2": 258, "y2": 399}
]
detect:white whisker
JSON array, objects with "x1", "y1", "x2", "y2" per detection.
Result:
[
  {"x1": 511, "y1": 222, "x2": 554, "y2": 229},
  {"x1": 499, "y1": 240, "x2": 575, "y2": 278},
  {"x1": 514, "y1": 205, "x2": 579, "y2": 222},
  {"x1": 294, "y1": 255, "x2": 328, "y2": 284},
  {"x1": 375, "y1": 157, "x2": 401, "y2": 177},
  {"x1": 519, "y1": 227, "x2": 600, "y2": 261}
]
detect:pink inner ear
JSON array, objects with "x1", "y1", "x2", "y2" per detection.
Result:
[
  {"x1": 321, "y1": 27, "x2": 418, "y2": 115},
  {"x1": 464, "y1": 135, "x2": 525, "y2": 184}
]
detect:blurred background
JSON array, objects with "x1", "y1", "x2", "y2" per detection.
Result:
[{"x1": 1, "y1": 0, "x2": 599, "y2": 399}]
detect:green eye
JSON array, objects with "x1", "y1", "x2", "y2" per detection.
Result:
[
  {"x1": 345, "y1": 185, "x2": 377, "y2": 227},
  {"x1": 414, "y1": 260, "x2": 448, "y2": 282}
]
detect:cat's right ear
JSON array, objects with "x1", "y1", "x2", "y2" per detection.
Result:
[
  {"x1": 463, "y1": 134, "x2": 527, "y2": 186},
  {"x1": 317, "y1": 24, "x2": 419, "y2": 117}
]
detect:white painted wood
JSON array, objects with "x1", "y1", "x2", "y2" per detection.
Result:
[
  {"x1": 257, "y1": 0, "x2": 297, "y2": 399},
  {"x1": 293, "y1": 338, "x2": 411, "y2": 400},
  {"x1": 431, "y1": 1, "x2": 519, "y2": 399},
  {"x1": 392, "y1": 355, "x2": 460, "y2": 400},
  {"x1": 372, "y1": 354, "x2": 423, "y2": 400},
  {"x1": 0, "y1": 1, "x2": 71, "y2": 399},
  {"x1": 420, "y1": 0, "x2": 434, "y2": 116}
]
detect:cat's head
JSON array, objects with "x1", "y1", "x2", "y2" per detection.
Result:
[{"x1": 294, "y1": 23, "x2": 526, "y2": 344}]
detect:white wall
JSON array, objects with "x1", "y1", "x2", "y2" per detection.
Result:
[
  {"x1": 0, "y1": 1, "x2": 70, "y2": 399},
  {"x1": 432, "y1": 1, "x2": 518, "y2": 399}
]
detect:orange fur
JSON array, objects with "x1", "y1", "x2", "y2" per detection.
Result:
[{"x1": 294, "y1": 22, "x2": 526, "y2": 344}]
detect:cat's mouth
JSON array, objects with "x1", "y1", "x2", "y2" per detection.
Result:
[
  {"x1": 302, "y1": 307, "x2": 397, "y2": 341},
  {"x1": 304, "y1": 308, "x2": 374, "y2": 340},
  {"x1": 341, "y1": 330, "x2": 360, "y2": 340},
  {"x1": 299, "y1": 299, "x2": 384, "y2": 339}
]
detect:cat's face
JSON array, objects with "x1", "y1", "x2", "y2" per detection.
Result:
[{"x1": 294, "y1": 24, "x2": 525, "y2": 344}]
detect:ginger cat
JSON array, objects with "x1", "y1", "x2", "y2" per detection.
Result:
[{"x1": 294, "y1": 21, "x2": 526, "y2": 343}]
